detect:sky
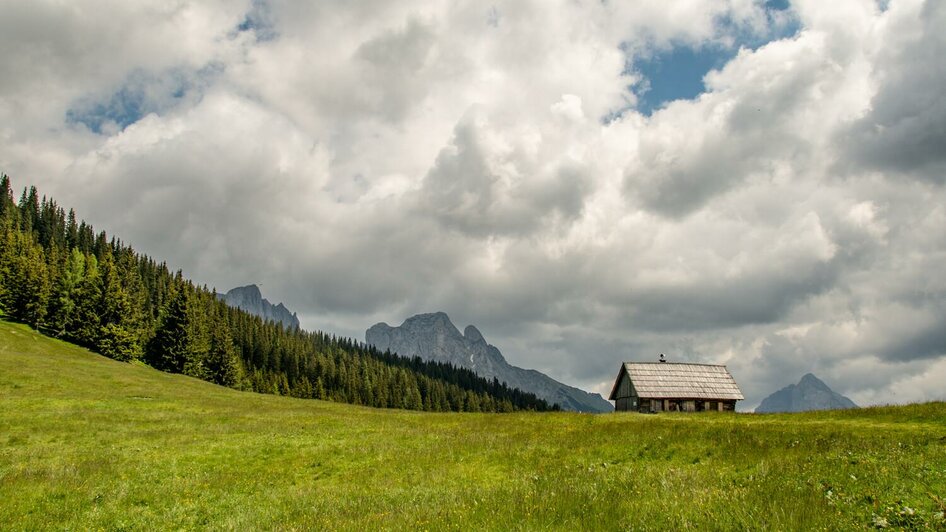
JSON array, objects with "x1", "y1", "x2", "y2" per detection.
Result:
[{"x1": 1, "y1": 0, "x2": 944, "y2": 410}]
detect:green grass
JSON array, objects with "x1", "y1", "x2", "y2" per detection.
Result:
[{"x1": 1, "y1": 319, "x2": 945, "y2": 530}]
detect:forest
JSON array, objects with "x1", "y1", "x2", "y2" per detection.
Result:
[{"x1": 0, "y1": 175, "x2": 556, "y2": 413}]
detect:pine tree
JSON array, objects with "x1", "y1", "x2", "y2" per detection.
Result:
[
  {"x1": 65, "y1": 209, "x2": 78, "y2": 250},
  {"x1": 46, "y1": 248, "x2": 85, "y2": 337},
  {"x1": 97, "y1": 251, "x2": 143, "y2": 361},
  {"x1": 0, "y1": 175, "x2": 15, "y2": 220},
  {"x1": 0, "y1": 226, "x2": 14, "y2": 316},
  {"x1": 72, "y1": 254, "x2": 102, "y2": 348},
  {"x1": 18, "y1": 186, "x2": 40, "y2": 234},
  {"x1": 1, "y1": 231, "x2": 50, "y2": 327},
  {"x1": 147, "y1": 287, "x2": 195, "y2": 374},
  {"x1": 205, "y1": 308, "x2": 241, "y2": 386}
]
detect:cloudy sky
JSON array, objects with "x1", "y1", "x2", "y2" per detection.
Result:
[{"x1": 2, "y1": 0, "x2": 944, "y2": 409}]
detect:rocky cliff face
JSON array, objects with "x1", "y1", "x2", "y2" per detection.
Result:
[
  {"x1": 219, "y1": 285, "x2": 300, "y2": 330},
  {"x1": 755, "y1": 373, "x2": 858, "y2": 413},
  {"x1": 366, "y1": 312, "x2": 613, "y2": 413}
]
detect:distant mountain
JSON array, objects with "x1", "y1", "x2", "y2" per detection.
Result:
[
  {"x1": 755, "y1": 373, "x2": 858, "y2": 413},
  {"x1": 219, "y1": 285, "x2": 300, "y2": 330},
  {"x1": 366, "y1": 312, "x2": 614, "y2": 413}
]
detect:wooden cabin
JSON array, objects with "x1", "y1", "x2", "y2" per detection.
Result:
[{"x1": 608, "y1": 361, "x2": 743, "y2": 412}]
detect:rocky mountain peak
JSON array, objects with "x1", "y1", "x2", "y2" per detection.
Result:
[
  {"x1": 464, "y1": 325, "x2": 485, "y2": 343},
  {"x1": 798, "y1": 373, "x2": 828, "y2": 389},
  {"x1": 219, "y1": 284, "x2": 300, "y2": 331},
  {"x1": 755, "y1": 373, "x2": 858, "y2": 413},
  {"x1": 366, "y1": 312, "x2": 614, "y2": 413},
  {"x1": 227, "y1": 284, "x2": 262, "y2": 304},
  {"x1": 402, "y1": 312, "x2": 459, "y2": 334}
]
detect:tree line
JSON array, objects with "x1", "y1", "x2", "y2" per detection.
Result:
[{"x1": 0, "y1": 176, "x2": 557, "y2": 412}]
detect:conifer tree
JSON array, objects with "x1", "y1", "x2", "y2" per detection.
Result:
[
  {"x1": 97, "y1": 251, "x2": 143, "y2": 361},
  {"x1": 148, "y1": 287, "x2": 195, "y2": 374},
  {"x1": 46, "y1": 247, "x2": 85, "y2": 337},
  {"x1": 1, "y1": 231, "x2": 49, "y2": 326},
  {"x1": 18, "y1": 186, "x2": 39, "y2": 234},
  {"x1": 72, "y1": 254, "x2": 102, "y2": 348},
  {"x1": 0, "y1": 175, "x2": 15, "y2": 220},
  {"x1": 65, "y1": 209, "x2": 78, "y2": 250},
  {"x1": 205, "y1": 307, "x2": 241, "y2": 386}
]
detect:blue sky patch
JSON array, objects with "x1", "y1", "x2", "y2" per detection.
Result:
[
  {"x1": 632, "y1": 45, "x2": 736, "y2": 116},
  {"x1": 765, "y1": 0, "x2": 790, "y2": 11},
  {"x1": 627, "y1": 3, "x2": 801, "y2": 116},
  {"x1": 66, "y1": 65, "x2": 221, "y2": 135},
  {"x1": 236, "y1": 0, "x2": 277, "y2": 42},
  {"x1": 66, "y1": 81, "x2": 151, "y2": 134}
]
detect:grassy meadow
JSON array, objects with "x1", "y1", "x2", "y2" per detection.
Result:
[{"x1": 1, "y1": 319, "x2": 945, "y2": 530}]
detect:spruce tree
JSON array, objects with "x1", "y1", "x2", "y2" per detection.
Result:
[
  {"x1": 97, "y1": 252, "x2": 143, "y2": 361},
  {"x1": 2, "y1": 232, "x2": 50, "y2": 327},
  {"x1": 18, "y1": 186, "x2": 39, "y2": 234},
  {"x1": 148, "y1": 287, "x2": 194, "y2": 374},
  {"x1": 72, "y1": 254, "x2": 102, "y2": 348},
  {"x1": 205, "y1": 308, "x2": 241, "y2": 386},
  {"x1": 46, "y1": 248, "x2": 85, "y2": 337},
  {"x1": 0, "y1": 175, "x2": 14, "y2": 220}
]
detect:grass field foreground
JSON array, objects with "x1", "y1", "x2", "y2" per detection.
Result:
[{"x1": 1, "y1": 319, "x2": 945, "y2": 530}]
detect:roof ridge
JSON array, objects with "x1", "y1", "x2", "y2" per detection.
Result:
[{"x1": 623, "y1": 361, "x2": 730, "y2": 367}]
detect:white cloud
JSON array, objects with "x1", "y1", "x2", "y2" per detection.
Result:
[{"x1": 1, "y1": 0, "x2": 944, "y2": 408}]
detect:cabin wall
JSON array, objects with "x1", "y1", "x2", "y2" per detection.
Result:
[
  {"x1": 615, "y1": 395, "x2": 641, "y2": 411},
  {"x1": 616, "y1": 372, "x2": 632, "y2": 398},
  {"x1": 613, "y1": 371, "x2": 640, "y2": 412},
  {"x1": 629, "y1": 397, "x2": 738, "y2": 413}
]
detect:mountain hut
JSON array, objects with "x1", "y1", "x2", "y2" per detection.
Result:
[{"x1": 609, "y1": 360, "x2": 743, "y2": 412}]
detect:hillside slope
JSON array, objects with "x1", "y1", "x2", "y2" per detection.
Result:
[{"x1": 2, "y1": 319, "x2": 945, "y2": 530}]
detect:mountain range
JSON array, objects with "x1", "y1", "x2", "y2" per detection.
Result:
[
  {"x1": 218, "y1": 284, "x2": 300, "y2": 330},
  {"x1": 755, "y1": 373, "x2": 858, "y2": 413},
  {"x1": 366, "y1": 312, "x2": 613, "y2": 413}
]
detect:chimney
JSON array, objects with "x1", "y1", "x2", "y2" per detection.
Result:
[{"x1": 659, "y1": 353, "x2": 666, "y2": 363}]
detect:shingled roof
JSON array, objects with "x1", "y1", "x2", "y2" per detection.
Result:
[{"x1": 608, "y1": 362, "x2": 744, "y2": 401}]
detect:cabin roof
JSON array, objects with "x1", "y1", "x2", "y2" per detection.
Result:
[{"x1": 608, "y1": 362, "x2": 744, "y2": 401}]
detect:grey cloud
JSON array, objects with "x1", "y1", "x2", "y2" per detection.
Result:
[
  {"x1": 839, "y1": 0, "x2": 946, "y2": 182},
  {"x1": 282, "y1": 217, "x2": 471, "y2": 315},
  {"x1": 885, "y1": 318, "x2": 946, "y2": 361},
  {"x1": 417, "y1": 117, "x2": 497, "y2": 234},
  {"x1": 415, "y1": 115, "x2": 592, "y2": 237},
  {"x1": 619, "y1": 262, "x2": 838, "y2": 331},
  {"x1": 3, "y1": 0, "x2": 946, "y2": 409},
  {"x1": 354, "y1": 18, "x2": 437, "y2": 122}
]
